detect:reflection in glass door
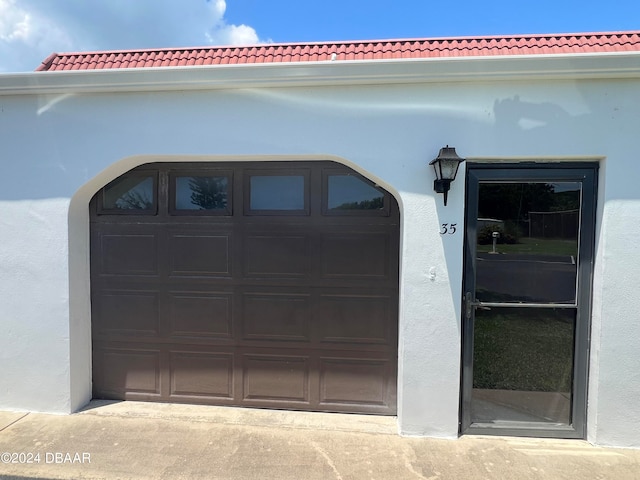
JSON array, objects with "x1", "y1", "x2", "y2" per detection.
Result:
[{"x1": 461, "y1": 165, "x2": 597, "y2": 438}]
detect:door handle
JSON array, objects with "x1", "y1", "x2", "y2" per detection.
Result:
[{"x1": 465, "y1": 292, "x2": 490, "y2": 319}]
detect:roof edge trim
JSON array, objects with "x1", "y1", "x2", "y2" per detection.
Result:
[{"x1": 2, "y1": 52, "x2": 640, "y2": 96}]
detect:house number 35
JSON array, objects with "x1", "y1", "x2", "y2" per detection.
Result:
[{"x1": 440, "y1": 223, "x2": 457, "y2": 235}]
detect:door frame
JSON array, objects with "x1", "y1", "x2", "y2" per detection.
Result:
[{"x1": 460, "y1": 162, "x2": 598, "y2": 438}]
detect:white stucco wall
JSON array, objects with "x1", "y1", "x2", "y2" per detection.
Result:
[
  {"x1": 0, "y1": 198, "x2": 70, "y2": 412},
  {"x1": 1, "y1": 61, "x2": 639, "y2": 447}
]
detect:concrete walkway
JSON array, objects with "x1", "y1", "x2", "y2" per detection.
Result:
[{"x1": 1, "y1": 401, "x2": 639, "y2": 480}]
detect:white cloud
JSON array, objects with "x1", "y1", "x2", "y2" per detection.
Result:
[
  {"x1": 0, "y1": 0, "x2": 263, "y2": 73},
  {"x1": 0, "y1": 0, "x2": 29, "y2": 42},
  {"x1": 207, "y1": 23, "x2": 260, "y2": 45},
  {"x1": 205, "y1": 0, "x2": 259, "y2": 45}
]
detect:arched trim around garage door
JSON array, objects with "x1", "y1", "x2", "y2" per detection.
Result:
[{"x1": 88, "y1": 160, "x2": 400, "y2": 414}]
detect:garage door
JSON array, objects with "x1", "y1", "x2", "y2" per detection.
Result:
[{"x1": 90, "y1": 161, "x2": 399, "y2": 414}]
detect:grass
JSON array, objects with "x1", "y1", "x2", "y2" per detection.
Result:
[
  {"x1": 477, "y1": 237, "x2": 577, "y2": 256},
  {"x1": 473, "y1": 308, "x2": 574, "y2": 392}
]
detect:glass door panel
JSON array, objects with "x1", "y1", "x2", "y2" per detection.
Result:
[
  {"x1": 476, "y1": 182, "x2": 581, "y2": 304},
  {"x1": 461, "y1": 165, "x2": 596, "y2": 438},
  {"x1": 472, "y1": 307, "x2": 575, "y2": 425}
]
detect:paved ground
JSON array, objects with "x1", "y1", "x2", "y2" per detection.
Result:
[{"x1": 1, "y1": 401, "x2": 639, "y2": 480}]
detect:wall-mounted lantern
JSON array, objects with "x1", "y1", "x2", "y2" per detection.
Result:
[{"x1": 429, "y1": 145, "x2": 465, "y2": 206}]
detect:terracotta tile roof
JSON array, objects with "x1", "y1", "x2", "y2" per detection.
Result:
[{"x1": 36, "y1": 31, "x2": 640, "y2": 72}]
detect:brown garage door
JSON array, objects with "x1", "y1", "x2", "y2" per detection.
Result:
[{"x1": 90, "y1": 161, "x2": 399, "y2": 414}]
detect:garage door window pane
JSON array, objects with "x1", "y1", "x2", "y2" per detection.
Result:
[
  {"x1": 176, "y1": 176, "x2": 229, "y2": 211},
  {"x1": 103, "y1": 176, "x2": 154, "y2": 211},
  {"x1": 328, "y1": 175, "x2": 384, "y2": 210},
  {"x1": 250, "y1": 175, "x2": 305, "y2": 210}
]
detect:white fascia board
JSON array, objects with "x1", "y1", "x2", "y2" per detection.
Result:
[{"x1": 1, "y1": 52, "x2": 640, "y2": 96}]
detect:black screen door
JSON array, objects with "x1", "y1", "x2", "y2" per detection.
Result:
[{"x1": 461, "y1": 163, "x2": 597, "y2": 438}]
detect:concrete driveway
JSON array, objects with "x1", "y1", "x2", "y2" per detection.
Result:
[{"x1": 1, "y1": 401, "x2": 639, "y2": 480}]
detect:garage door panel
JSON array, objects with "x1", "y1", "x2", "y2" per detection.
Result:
[
  {"x1": 317, "y1": 295, "x2": 391, "y2": 345},
  {"x1": 244, "y1": 235, "x2": 309, "y2": 277},
  {"x1": 94, "y1": 347, "x2": 161, "y2": 396},
  {"x1": 169, "y1": 351, "x2": 234, "y2": 399},
  {"x1": 319, "y1": 357, "x2": 391, "y2": 407},
  {"x1": 95, "y1": 291, "x2": 160, "y2": 335},
  {"x1": 169, "y1": 234, "x2": 231, "y2": 277},
  {"x1": 91, "y1": 161, "x2": 398, "y2": 415},
  {"x1": 242, "y1": 292, "x2": 311, "y2": 342},
  {"x1": 168, "y1": 292, "x2": 233, "y2": 338},
  {"x1": 321, "y1": 233, "x2": 389, "y2": 279},
  {"x1": 100, "y1": 234, "x2": 158, "y2": 276},
  {"x1": 242, "y1": 354, "x2": 310, "y2": 403}
]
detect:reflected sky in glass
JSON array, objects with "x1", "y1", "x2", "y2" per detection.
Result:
[
  {"x1": 250, "y1": 175, "x2": 305, "y2": 210},
  {"x1": 328, "y1": 175, "x2": 383, "y2": 210},
  {"x1": 103, "y1": 176, "x2": 153, "y2": 210}
]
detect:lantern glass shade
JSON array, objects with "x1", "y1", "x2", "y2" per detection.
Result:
[
  {"x1": 429, "y1": 146, "x2": 464, "y2": 181},
  {"x1": 429, "y1": 146, "x2": 465, "y2": 206},
  {"x1": 435, "y1": 158, "x2": 460, "y2": 180}
]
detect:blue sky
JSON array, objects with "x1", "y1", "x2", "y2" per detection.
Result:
[
  {"x1": 225, "y1": 0, "x2": 640, "y2": 42},
  {"x1": 1, "y1": 0, "x2": 638, "y2": 73}
]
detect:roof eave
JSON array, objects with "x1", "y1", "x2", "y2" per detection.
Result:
[{"x1": 2, "y1": 52, "x2": 640, "y2": 96}]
